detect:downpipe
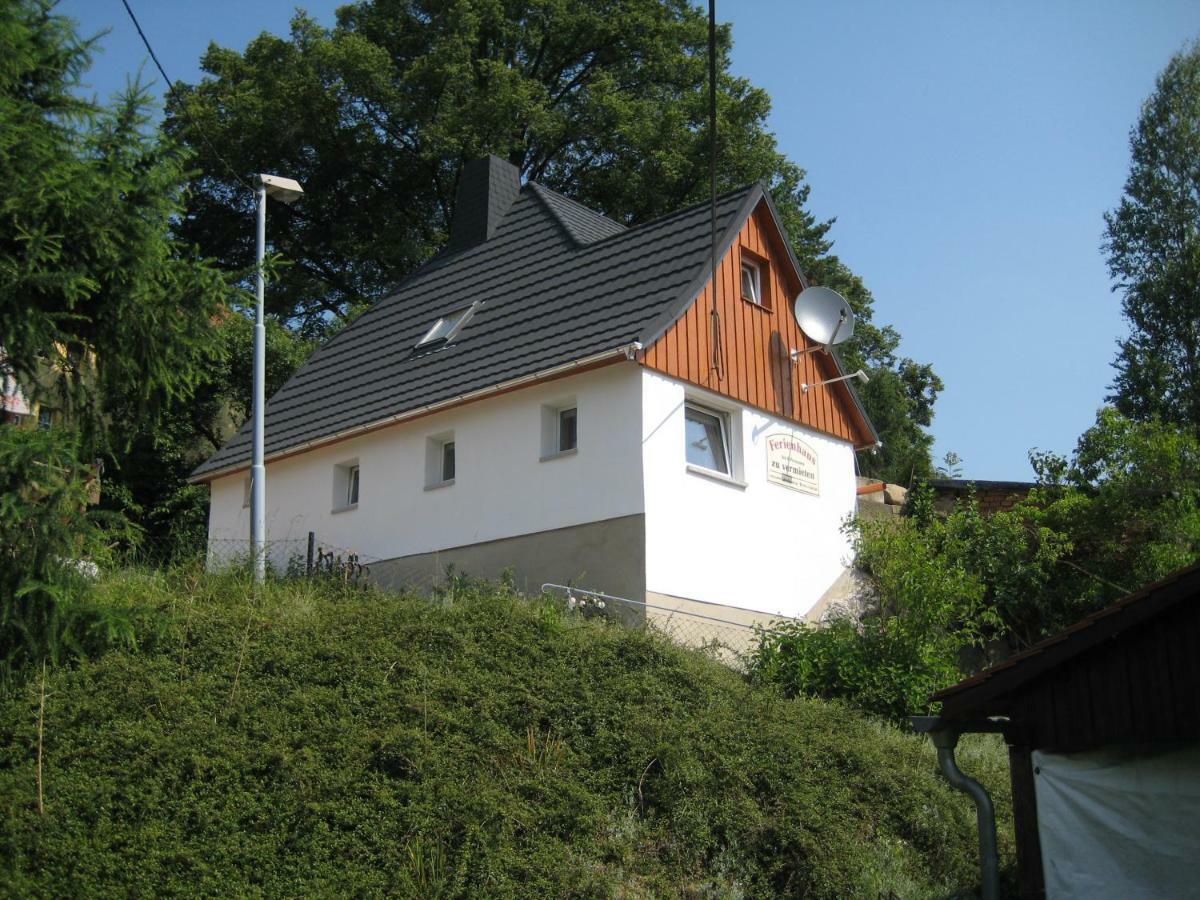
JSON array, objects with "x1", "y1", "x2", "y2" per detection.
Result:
[{"x1": 907, "y1": 720, "x2": 1003, "y2": 900}]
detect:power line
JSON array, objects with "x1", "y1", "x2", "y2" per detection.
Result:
[{"x1": 119, "y1": 0, "x2": 252, "y2": 192}]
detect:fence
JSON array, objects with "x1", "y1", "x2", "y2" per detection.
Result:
[
  {"x1": 541, "y1": 583, "x2": 791, "y2": 670},
  {"x1": 206, "y1": 533, "x2": 378, "y2": 587}
]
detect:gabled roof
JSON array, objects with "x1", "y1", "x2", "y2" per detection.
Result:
[{"x1": 193, "y1": 171, "x2": 767, "y2": 480}]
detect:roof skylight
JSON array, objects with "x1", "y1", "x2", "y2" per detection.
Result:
[{"x1": 415, "y1": 302, "x2": 479, "y2": 350}]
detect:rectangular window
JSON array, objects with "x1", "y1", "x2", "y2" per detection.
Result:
[
  {"x1": 243, "y1": 476, "x2": 251, "y2": 508},
  {"x1": 741, "y1": 260, "x2": 761, "y2": 304},
  {"x1": 425, "y1": 432, "x2": 456, "y2": 488},
  {"x1": 685, "y1": 403, "x2": 730, "y2": 475},
  {"x1": 333, "y1": 459, "x2": 360, "y2": 511},
  {"x1": 37, "y1": 408, "x2": 53, "y2": 429},
  {"x1": 558, "y1": 407, "x2": 577, "y2": 453}
]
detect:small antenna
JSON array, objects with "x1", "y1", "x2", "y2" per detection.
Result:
[{"x1": 707, "y1": 0, "x2": 724, "y2": 380}]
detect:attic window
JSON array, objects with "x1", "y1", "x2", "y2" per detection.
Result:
[
  {"x1": 740, "y1": 251, "x2": 771, "y2": 308},
  {"x1": 415, "y1": 302, "x2": 479, "y2": 350}
]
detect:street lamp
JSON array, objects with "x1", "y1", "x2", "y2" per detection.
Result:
[{"x1": 251, "y1": 173, "x2": 303, "y2": 583}]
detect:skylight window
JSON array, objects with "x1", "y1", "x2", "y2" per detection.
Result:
[{"x1": 415, "y1": 302, "x2": 479, "y2": 349}]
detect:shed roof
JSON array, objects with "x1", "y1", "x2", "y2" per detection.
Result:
[
  {"x1": 193, "y1": 159, "x2": 872, "y2": 481},
  {"x1": 933, "y1": 561, "x2": 1200, "y2": 719}
]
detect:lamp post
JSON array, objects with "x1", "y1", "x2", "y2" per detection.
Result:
[{"x1": 251, "y1": 173, "x2": 303, "y2": 583}]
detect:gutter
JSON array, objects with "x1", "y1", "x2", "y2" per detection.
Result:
[
  {"x1": 190, "y1": 342, "x2": 643, "y2": 484},
  {"x1": 910, "y1": 715, "x2": 1005, "y2": 900}
]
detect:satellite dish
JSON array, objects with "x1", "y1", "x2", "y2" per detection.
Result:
[{"x1": 793, "y1": 286, "x2": 855, "y2": 348}]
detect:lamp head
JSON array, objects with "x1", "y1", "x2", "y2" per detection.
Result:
[{"x1": 257, "y1": 173, "x2": 304, "y2": 204}]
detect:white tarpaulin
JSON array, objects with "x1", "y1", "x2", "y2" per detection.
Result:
[{"x1": 1033, "y1": 744, "x2": 1200, "y2": 899}]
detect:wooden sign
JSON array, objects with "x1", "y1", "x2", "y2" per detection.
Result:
[{"x1": 765, "y1": 434, "x2": 819, "y2": 495}]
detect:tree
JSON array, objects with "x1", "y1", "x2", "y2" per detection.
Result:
[
  {"x1": 0, "y1": 0, "x2": 230, "y2": 661},
  {"x1": 165, "y1": 0, "x2": 940, "y2": 479},
  {"x1": 1104, "y1": 41, "x2": 1200, "y2": 434},
  {"x1": 0, "y1": 1, "x2": 229, "y2": 440}
]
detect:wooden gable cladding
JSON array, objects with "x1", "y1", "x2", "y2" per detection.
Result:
[{"x1": 641, "y1": 200, "x2": 875, "y2": 447}]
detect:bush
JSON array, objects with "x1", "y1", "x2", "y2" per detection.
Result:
[
  {"x1": 0, "y1": 567, "x2": 1013, "y2": 897},
  {"x1": 0, "y1": 428, "x2": 137, "y2": 682}
]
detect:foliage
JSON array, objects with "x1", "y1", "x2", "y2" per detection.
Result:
[
  {"x1": 754, "y1": 410, "x2": 1200, "y2": 720},
  {"x1": 1103, "y1": 40, "x2": 1200, "y2": 434},
  {"x1": 0, "y1": 429, "x2": 137, "y2": 682},
  {"x1": 166, "y1": 0, "x2": 940, "y2": 480},
  {"x1": 0, "y1": 0, "x2": 230, "y2": 445},
  {"x1": 1019, "y1": 408, "x2": 1200, "y2": 643},
  {"x1": 103, "y1": 312, "x2": 313, "y2": 562},
  {"x1": 752, "y1": 491, "x2": 1006, "y2": 722},
  {"x1": 0, "y1": 567, "x2": 1014, "y2": 897}
]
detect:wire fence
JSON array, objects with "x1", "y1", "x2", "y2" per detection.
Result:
[
  {"x1": 207, "y1": 534, "x2": 379, "y2": 587},
  {"x1": 540, "y1": 583, "x2": 792, "y2": 670}
]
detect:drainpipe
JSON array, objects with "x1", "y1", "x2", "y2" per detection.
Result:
[{"x1": 911, "y1": 716, "x2": 1002, "y2": 900}]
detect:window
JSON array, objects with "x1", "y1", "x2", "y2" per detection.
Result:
[
  {"x1": 37, "y1": 408, "x2": 53, "y2": 429},
  {"x1": 685, "y1": 403, "x2": 730, "y2": 475},
  {"x1": 540, "y1": 399, "x2": 578, "y2": 460},
  {"x1": 557, "y1": 407, "x2": 577, "y2": 453},
  {"x1": 332, "y1": 459, "x2": 360, "y2": 511},
  {"x1": 741, "y1": 260, "x2": 761, "y2": 304},
  {"x1": 414, "y1": 302, "x2": 479, "y2": 350},
  {"x1": 425, "y1": 432, "x2": 456, "y2": 488},
  {"x1": 243, "y1": 476, "x2": 251, "y2": 508}
]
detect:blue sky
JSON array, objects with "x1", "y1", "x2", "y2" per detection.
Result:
[{"x1": 62, "y1": 0, "x2": 1199, "y2": 480}]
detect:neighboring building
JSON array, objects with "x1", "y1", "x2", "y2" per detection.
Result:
[
  {"x1": 928, "y1": 478, "x2": 1037, "y2": 515},
  {"x1": 193, "y1": 156, "x2": 878, "y2": 623},
  {"x1": 3, "y1": 363, "x2": 61, "y2": 429},
  {"x1": 925, "y1": 562, "x2": 1200, "y2": 899}
]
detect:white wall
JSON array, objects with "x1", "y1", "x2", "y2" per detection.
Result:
[
  {"x1": 207, "y1": 363, "x2": 646, "y2": 563},
  {"x1": 640, "y1": 369, "x2": 857, "y2": 619}
]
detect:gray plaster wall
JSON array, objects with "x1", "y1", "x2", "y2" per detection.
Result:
[{"x1": 370, "y1": 514, "x2": 646, "y2": 602}]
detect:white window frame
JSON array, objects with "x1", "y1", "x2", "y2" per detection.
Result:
[
  {"x1": 332, "y1": 459, "x2": 360, "y2": 512},
  {"x1": 540, "y1": 398, "x2": 579, "y2": 461},
  {"x1": 557, "y1": 407, "x2": 577, "y2": 453},
  {"x1": 684, "y1": 399, "x2": 746, "y2": 487},
  {"x1": 425, "y1": 432, "x2": 456, "y2": 489},
  {"x1": 414, "y1": 301, "x2": 480, "y2": 350},
  {"x1": 741, "y1": 258, "x2": 762, "y2": 305}
]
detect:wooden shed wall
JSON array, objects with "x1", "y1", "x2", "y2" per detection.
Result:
[
  {"x1": 1006, "y1": 597, "x2": 1200, "y2": 752},
  {"x1": 640, "y1": 202, "x2": 874, "y2": 447}
]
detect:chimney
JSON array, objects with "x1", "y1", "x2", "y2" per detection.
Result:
[{"x1": 446, "y1": 155, "x2": 521, "y2": 253}]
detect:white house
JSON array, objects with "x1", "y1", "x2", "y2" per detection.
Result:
[{"x1": 193, "y1": 156, "x2": 878, "y2": 624}]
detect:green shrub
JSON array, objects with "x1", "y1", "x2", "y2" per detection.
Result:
[
  {"x1": 0, "y1": 428, "x2": 138, "y2": 682},
  {"x1": 0, "y1": 567, "x2": 1013, "y2": 897}
]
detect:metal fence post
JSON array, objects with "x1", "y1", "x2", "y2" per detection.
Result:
[{"x1": 306, "y1": 531, "x2": 315, "y2": 578}]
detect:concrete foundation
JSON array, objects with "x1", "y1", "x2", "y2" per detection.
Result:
[{"x1": 369, "y1": 513, "x2": 646, "y2": 602}]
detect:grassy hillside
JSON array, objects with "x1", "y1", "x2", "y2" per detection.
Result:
[{"x1": 0, "y1": 569, "x2": 1013, "y2": 897}]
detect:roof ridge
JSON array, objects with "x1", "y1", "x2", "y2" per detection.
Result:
[{"x1": 527, "y1": 182, "x2": 626, "y2": 246}]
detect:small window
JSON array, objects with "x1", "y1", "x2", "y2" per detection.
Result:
[
  {"x1": 685, "y1": 403, "x2": 730, "y2": 475},
  {"x1": 558, "y1": 407, "x2": 577, "y2": 453},
  {"x1": 332, "y1": 459, "x2": 360, "y2": 511},
  {"x1": 415, "y1": 303, "x2": 479, "y2": 350},
  {"x1": 441, "y1": 441, "x2": 455, "y2": 482},
  {"x1": 37, "y1": 408, "x2": 53, "y2": 430},
  {"x1": 425, "y1": 432, "x2": 456, "y2": 488},
  {"x1": 741, "y1": 260, "x2": 761, "y2": 304},
  {"x1": 243, "y1": 476, "x2": 251, "y2": 508}
]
